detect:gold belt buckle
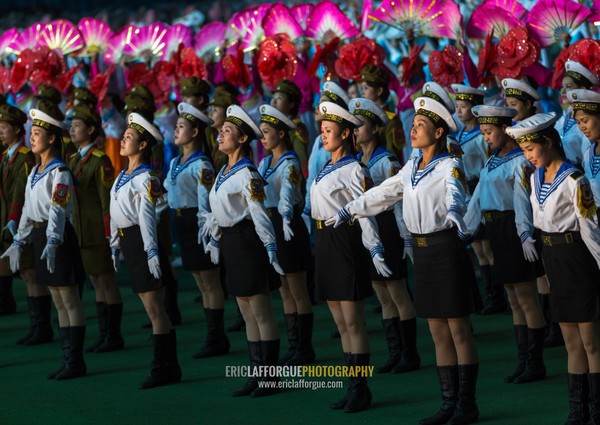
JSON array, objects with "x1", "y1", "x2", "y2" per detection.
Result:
[
  {"x1": 118, "y1": 228, "x2": 124, "y2": 237},
  {"x1": 175, "y1": 209, "x2": 182, "y2": 217},
  {"x1": 542, "y1": 235, "x2": 552, "y2": 246},
  {"x1": 415, "y1": 237, "x2": 427, "y2": 247},
  {"x1": 316, "y1": 220, "x2": 323, "y2": 230},
  {"x1": 565, "y1": 233, "x2": 574, "y2": 244},
  {"x1": 484, "y1": 212, "x2": 492, "y2": 223}
]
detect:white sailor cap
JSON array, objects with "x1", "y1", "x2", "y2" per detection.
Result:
[
  {"x1": 259, "y1": 104, "x2": 297, "y2": 130},
  {"x1": 567, "y1": 89, "x2": 600, "y2": 113},
  {"x1": 29, "y1": 109, "x2": 65, "y2": 133},
  {"x1": 319, "y1": 101, "x2": 363, "y2": 127},
  {"x1": 501, "y1": 78, "x2": 540, "y2": 101},
  {"x1": 505, "y1": 112, "x2": 559, "y2": 144},
  {"x1": 451, "y1": 84, "x2": 487, "y2": 105},
  {"x1": 471, "y1": 105, "x2": 517, "y2": 125},
  {"x1": 177, "y1": 102, "x2": 214, "y2": 126},
  {"x1": 322, "y1": 81, "x2": 350, "y2": 108},
  {"x1": 349, "y1": 98, "x2": 389, "y2": 126},
  {"x1": 565, "y1": 61, "x2": 600, "y2": 87},
  {"x1": 414, "y1": 97, "x2": 458, "y2": 133},
  {"x1": 422, "y1": 81, "x2": 455, "y2": 113},
  {"x1": 127, "y1": 112, "x2": 164, "y2": 144},
  {"x1": 225, "y1": 105, "x2": 263, "y2": 139}
]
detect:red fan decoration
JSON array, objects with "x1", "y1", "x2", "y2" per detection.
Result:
[
  {"x1": 478, "y1": 31, "x2": 498, "y2": 85},
  {"x1": 10, "y1": 49, "x2": 36, "y2": 93},
  {"x1": 491, "y1": 26, "x2": 540, "y2": 80},
  {"x1": 178, "y1": 47, "x2": 208, "y2": 80},
  {"x1": 125, "y1": 62, "x2": 174, "y2": 105},
  {"x1": 550, "y1": 39, "x2": 587, "y2": 90},
  {"x1": 222, "y1": 44, "x2": 250, "y2": 91},
  {"x1": 55, "y1": 64, "x2": 84, "y2": 93},
  {"x1": 428, "y1": 45, "x2": 464, "y2": 87},
  {"x1": 257, "y1": 34, "x2": 298, "y2": 90},
  {"x1": 307, "y1": 37, "x2": 340, "y2": 77},
  {"x1": 334, "y1": 37, "x2": 385, "y2": 82},
  {"x1": 0, "y1": 66, "x2": 11, "y2": 94},
  {"x1": 28, "y1": 47, "x2": 66, "y2": 89},
  {"x1": 401, "y1": 44, "x2": 425, "y2": 87},
  {"x1": 563, "y1": 38, "x2": 600, "y2": 87},
  {"x1": 89, "y1": 64, "x2": 116, "y2": 104}
]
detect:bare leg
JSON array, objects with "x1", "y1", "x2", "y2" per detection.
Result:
[{"x1": 138, "y1": 288, "x2": 171, "y2": 334}]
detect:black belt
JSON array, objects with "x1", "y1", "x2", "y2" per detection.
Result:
[
  {"x1": 33, "y1": 220, "x2": 48, "y2": 228},
  {"x1": 173, "y1": 207, "x2": 198, "y2": 217},
  {"x1": 541, "y1": 231, "x2": 582, "y2": 247},
  {"x1": 315, "y1": 219, "x2": 354, "y2": 230},
  {"x1": 483, "y1": 210, "x2": 514, "y2": 223},
  {"x1": 411, "y1": 228, "x2": 456, "y2": 248},
  {"x1": 266, "y1": 206, "x2": 302, "y2": 218}
]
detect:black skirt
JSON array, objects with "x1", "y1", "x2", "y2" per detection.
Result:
[
  {"x1": 542, "y1": 231, "x2": 600, "y2": 323},
  {"x1": 268, "y1": 207, "x2": 311, "y2": 274},
  {"x1": 220, "y1": 220, "x2": 278, "y2": 297},
  {"x1": 119, "y1": 225, "x2": 164, "y2": 293},
  {"x1": 412, "y1": 228, "x2": 482, "y2": 318},
  {"x1": 485, "y1": 211, "x2": 544, "y2": 285},
  {"x1": 468, "y1": 179, "x2": 486, "y2": 240},
  {"x1": 314, "y1": 221, "x2": 373, "y2": 301},
  {"x1": 173, "y1": 208, "x2": 215, "y2": 271},
  {"x1": 369, "y1": 210, "x2": 407, "y2": 281},
  {"x1": 32, "y1": 221, "x2": 85, "y2": 287}
]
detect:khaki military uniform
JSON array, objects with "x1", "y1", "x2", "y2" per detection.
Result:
[
  {"x1": 381, "y1": 109, "x2": 406, "y2": 164},
  {"x1": 206, "y1": 127, "x2": 227, "y2": 172},
  {"x1": 291, "y1": 118, "x2": 309, "y2": 179},
  {"x1": 69, "y1": 146, "x2": 114, "y2": 274}
]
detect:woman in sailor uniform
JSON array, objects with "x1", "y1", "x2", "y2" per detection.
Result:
[
  {"x1": 2, "y1": 109, "x2": 87, "y2": 381},
  {"x1": 509, "y1": 112, "x2": 600, "y2": 424},
  {"x1": 166, "y1": 102, "x2": 229, "y2": 359},
  {"x1": 0, "y1": 104, "x2": 54, "y2": 345},
  {"x1": 349, "y1": 97, "x2": 420, "y2": 375},
  {"x1": 68, "y1": 104, "x2": 124, "y2": 354},
  {"x1": 330, "y1": 97, "x2": 481, "y2": 425},
  {"x1": 451, "y1": 84, "x2": 501, "y2": 316},
  {"x1": 257, "y1": 104, "x2": 314, "y2": 366},
  {"x1": 573, "y1": 90, "x2": 600, "y2": 225},
  {"x1": 109, "y1": 113, "x2": 181, "y2": 389},
  {"x1": 206, "y1": 105, "x2": 284, "y2": 398},
  {"x1": 557, "y1": 61, "x2": 596, "y2": 169},
  {"x1": 464, "y1": 105, "x2": 546, "y2": 385},
  {"x1": 315, "y1": 102, "x2": 392, "y2": 413}
]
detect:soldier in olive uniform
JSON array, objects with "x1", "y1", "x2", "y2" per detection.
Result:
[
  {"x1": 72, "y1": 87, "x2": 98, "y2": 110},
  {"x1": 1, "y1": 105, "x2": 55, "y2": 346},
  {"x1": 360, "y1": 65, "x2": 407, "y2": 164},
  {"x1": 207, "y1": 89, "x2": 238, "y2": 173},
  {"x1": 271, "y1": 80, "x2": 310, "y2": 178},
  {"x1": 180, "y1": 76, "x2": 211, "y2": 113},
  {"x1": 69, "y1": 104, "x2": 125, "y2": 353}
]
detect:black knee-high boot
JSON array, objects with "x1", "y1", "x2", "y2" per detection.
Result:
[
  {"x1": 330, "y1": 352, "x2": 352, "y2": 410},
  {"x1": 392, "y1": 317, "x2": 421, "y2": 373},
  {"x1": 420, "y1": 365, "x2": 459, "y2": 425},
  {"x1": 192, "y1": 308, "x2": 230, "y2": 358},
  {"x1": 140, "y1": 331, "x2": 180, "y2": 389},
  {"x1": 505, "y1": 325, "x2": 528, "y2": 383},
  {"x1": 280, "y1": 313, "x2": 298, "y2": 365},
  {"x1": 233, "y1": 341, "x2": 262, "y2": 396},
  {"x1": 16, "y1": 297, "x2": 36, "y2": 345},
  {"x1": 55, "y1": 326, "x2": 87, "y2": 380},
  {"x1": 95, "y1": 303, "x2": 125, "y2": 353},
  {"x1": 479, "y1": 265, "x2": 506, "y2": 315},
  {"x1": 447, "y1": 364, "x2": 480, "y2": 425},
  {"x1": 288, "y1": 313, "x2": 315, "y2": 366},
  {"x1": 24, "y1": 295, "x2": 54, "y2": 345},
  {"x1": 378, "y1": 318, "x2": 402, "y2": 373},
  {"x1": 251, "y1": 339, "x2": 281, "y2": 397},
  {"x1": 564, "y1": 373, "x2": 589, "y2": 425},
  {"x1": 0, "y1": 275, "x2": 16, "y2": 315},
  {"x1": 513, "y1": 327, "x2": 546, "y2": 384},
  {"x1": 589, "y1": 373, "x2": 600, "y2": 425},
  {"x1": 47, "y1": 327, "x2": 70, "y2": 379},
  {"x1": 86, "y1": 302, "x2": 107, "y2": 353},
  {"x1": 344, "y1": 353, "x2": 373, "y2": 413}
]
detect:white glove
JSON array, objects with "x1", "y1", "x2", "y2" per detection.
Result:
[
  {"x1": 40, "y1": 240, "x2": 58, "y2": 274},
  {"x1": 403, "y1": 240, "x2": 414, "y2": 263},
  {"x1": 111, "y1": 247, "x2": 121, "y2": 271},
  {"x1": 325, "y1": 207, "x2": 353, "y2": 228},
  {"x1": 201, "y1": 219, "x2": 212, "y2": 240},
  {"x1": 372, "y1": 253, "x2": 392, "y2": 278},
  {"x1": 282, "y1": 215, "x2": 294, "y2": 241},
  {"x1": 147, "y1": 251, "x2": 162, "y2": 279},
  {"x1": 521, "y1": 236, "x2": 539, "y2": 262},
  {"x1": 205, "y1": 237, "x2": 220, "y2": 265},
  {"x1": 447, "y1": 211, "x2": 470, "y2": 240},
  {"x1": 197, "y1": 222, "x2": 205, "y2": 245},
  {"x1": 268, "y1": 250, "x2": 284, "y2": 275},
  {"x1": 301, "y1": 213, "x2": 312, "y2": 232},
  {"x1": 3, "y1": 220, "x2": 17, "y2": 237},
  {"x1": 1, "y1": 241, "x2": 22, "y2": 272}
]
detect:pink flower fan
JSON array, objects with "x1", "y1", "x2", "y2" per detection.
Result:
[
  {"x1": 0, "y1": 28, "x2": 19, "y2": 59},
  {"x1": 482, "y1": 0, "x2": 527, "y2": 20},
  {"x1": 7, "y1": 23, "x2": 45, "y2": 55},
  {"x1": 263, "y1": 3, "x2": 304, "y2": 41},
  {"x1": 466, "y1": 3, "x2": 522, "y2": 39},
  {"x1": 305, "y1": 1, "x2": 359, "y2": 44},
  {"x1": 290, "y1": 4, "x2": 313, "y2": 33},
  {"x1": 77, "y1": 18, "x2": 113, "y2": 56},
  {"x1": 225, "y1": 4, "x2": 271, "y2": 48},
  {"x1": 122, "y1": 22, "x2": 169, "y2": 63},
  {"x1": 526, "y1": 0, "x2": 590, "y2": 47},
  {"x1": 103, "y1": 24, "x2": 138, "y2": 64},
  {"x1": 164, "y1": 23, "x2": 193, "y2": 60},
  {"x1": 195, "y1": 22, "x2": 227, "y2": 63},
  {"x1": 38, "y1": 19, "x2": 84, "y2": 56}
]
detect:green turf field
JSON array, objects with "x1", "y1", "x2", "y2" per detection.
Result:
[{"x1": 0, "y1": 264, "x2": 569, "y2": 425}]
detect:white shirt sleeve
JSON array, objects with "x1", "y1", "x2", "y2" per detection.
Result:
[
  {"x1": 514, "y1": 161, "x2": 535, "y2": 241},
  {"x1": 47, "y1": 167, "x2": 72, "y2": 243},
  {"x1": 573, "y1": 176, "x2": 600, "y2": 268}
]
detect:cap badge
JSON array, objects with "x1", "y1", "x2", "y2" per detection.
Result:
[
  {"x1": 572, "y1": 93, "x2": 578, "y2": 100},
  {"x1": 420, "y1": 99, "x2": 425, "y2": 107}
]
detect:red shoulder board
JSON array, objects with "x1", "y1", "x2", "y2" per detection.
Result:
[
  {"x1": 51, "y1": 184, "x2": 70, "y2": 207},
  {"x1": 18, "y1": 146, "x2": 30, "y2": 155}
]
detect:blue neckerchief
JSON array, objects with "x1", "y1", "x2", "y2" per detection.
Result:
[
  {"x1": 533, "y1": 162, "x2": 577, "y2": 205},
  {"x1": 169, "y1": 150, "x2": 209, "y2": 184},
  {"x1": 562, "y1": 111, "x2": 577, "y2": 135},
  {"x1": 487, "y1": 148, "x2": 523, "y2": 171},
  {"x1": 315, "y1": 154, "x2": 357, "y2": 183},
  {"x1": 457, "y1": 125, "x2": 481, "y2": 146},
  {"x1": 215, "y1": 157, "x2": 256, "y2": 191},
  {"x1": 358, "y1": 146, "x2": 394, "y2": 169},
  {"x1": 411, "y1": 152, "x2": 450, "y2": 188},
  {"x1": 260, "y1": 151, "x2": 300, "y2": 180},
  {"x1": 115, "y1": 163, "x2": 154, "y2": 192},
  {"x1": 31, "y1": 158, "x2": 66, "y2": 188}
]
